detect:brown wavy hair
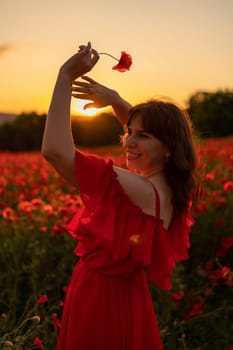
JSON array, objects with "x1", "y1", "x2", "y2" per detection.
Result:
[{"x1": 127, "y1": 99, "x2": 203, "y2": 215}]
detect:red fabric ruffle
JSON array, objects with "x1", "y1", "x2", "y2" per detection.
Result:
[{"x1": 66, "y1": 150, "x2": 193, "y2": 290}]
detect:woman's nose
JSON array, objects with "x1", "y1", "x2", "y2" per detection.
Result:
[{"x1": 124, "y1": 134, "x2": 136, "y2": 147}]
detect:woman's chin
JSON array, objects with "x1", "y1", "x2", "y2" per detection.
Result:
[{"x1": 126, "y1": 162, "x2": 139, "y2": 173}]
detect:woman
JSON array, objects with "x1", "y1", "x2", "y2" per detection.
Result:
[{"x1": 42, "y1": 42, "x2": 202, "y2": 350}]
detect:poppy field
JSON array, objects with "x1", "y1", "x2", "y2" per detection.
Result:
[{"x1": 0, "y1": 138, "x2": 233, "y2": 350}]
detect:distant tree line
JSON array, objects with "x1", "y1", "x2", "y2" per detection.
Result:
[
  {"x1": 187, "y1": 89, "x2": 233, "y2": 138},
  {"x1": 0, "y1": 112, "x2": 123, "y2": 151},
  {"x1": 0, "y1": 89, "x2": 232, "y2": 151}
]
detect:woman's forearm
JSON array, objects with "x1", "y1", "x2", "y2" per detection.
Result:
[
  {"x1": 41, "y1": 71, "x2": 75, "y2": 163},
  {"x1": 41, "y1": 43, "x2": 99, "y2": 184},
  {"x1": 110, "y1": 93, "x2": 132, "y2": 128},
  {"x1": 42, "y1": 44, "x2": 99, "y2": 165}
]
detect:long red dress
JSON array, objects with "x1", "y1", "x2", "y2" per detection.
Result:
[{"x1": 56, "y1": 150, "x2": 193, "y2": 350}]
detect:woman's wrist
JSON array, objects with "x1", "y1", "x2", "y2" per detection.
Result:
[
  {"x1": 108, "y1": 89, "x2": 124, "y2": 107},
  {"x1": 57, "y1": 68, "x2": 74, "y2": 84},
  {"x1": 111, "y1": 91, "x2": 132, "y2": 110}
]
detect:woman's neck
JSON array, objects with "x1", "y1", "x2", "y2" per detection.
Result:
[{"x1": 141, "y1": 169, "x2": 164, "y2": 180}]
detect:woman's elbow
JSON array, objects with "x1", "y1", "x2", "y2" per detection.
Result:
[
  {"x1": 41, "y1": 146, "x2": 76, "y2": 170},
  {"x1": 41, "y1": 146, "x2": 59, "y2": 164}
]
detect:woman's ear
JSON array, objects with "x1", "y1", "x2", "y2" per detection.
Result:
[{"x1": 164, "y1": 151, "x2": 170, "y2": 160}]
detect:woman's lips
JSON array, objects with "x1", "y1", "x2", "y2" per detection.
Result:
[{"x1": 126, "y1": 152, "x2": 141, "y2": 160}]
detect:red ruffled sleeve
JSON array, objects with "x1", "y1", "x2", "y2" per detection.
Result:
[{"x1": 66, "y1": 150, "x2": 193, "y2": 290}]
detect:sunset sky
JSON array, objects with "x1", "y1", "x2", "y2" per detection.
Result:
[{"x1": 1, "y1": 0, "x2": 233, "y2": 116}]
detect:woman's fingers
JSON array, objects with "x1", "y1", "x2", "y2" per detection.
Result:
[
  {"x1": 72, "y1": 81, "x2": 91, "y2": 94},
  {"x1": 78, "y1": 42, "x2": 91, "y2": 52},
  {"x1": 81, "y1": 76, "x2": 97, "y2": 84},
  {"x1": 72, "y1": 79, "x2": 95, "y2": 97},
  {"x1": 90, "y1": 49, "x2": 99, "y2": 65},
  {"x1": 72, "y1": 76, "x2": 101, "y2": 93},
  {"x1": 73, "y1": 81, "x2": 90, "y2": 88},
  {"x1": 71, "y1": 92, "x2": 90, "y2": 99},
  {"x1": 83, "y1": 102, "x2": 96, "y2": 109}
]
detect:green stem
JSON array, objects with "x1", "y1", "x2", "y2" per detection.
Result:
[
  {"x1": 0, "y1": 316, "x2": 37, "y2": 340},
  {"x1": 98, "y1": 52, "x2": 119, "y2": 62}
]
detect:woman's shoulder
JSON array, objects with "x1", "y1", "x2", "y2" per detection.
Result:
[{"x1": 113, "y1": 166, "x2": 149, "y2": 188}]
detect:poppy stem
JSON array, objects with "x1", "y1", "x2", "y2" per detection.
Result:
[{"x1": 98, "y1": 52, "x2": 119, "y2": 62}]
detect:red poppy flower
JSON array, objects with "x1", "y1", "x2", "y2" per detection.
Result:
[
  {"x1": 221, "y1": 237, "x2": 233, "y2": 251},
  {"x1": 169, "y1": 290, "x2": 184, "y2": 301},
  {"x1": 37, "y1": 294, "x2": 48, "y2": 304},
  {"x1": 52, "y1": 312, "x2": 61, "y2": 332},
  {"x1": 99, "y1": 50, "x2": 133, "y2": 72},
  {"x1": 220, "y1": 266, "x2": 230, "y2": 279},
  {"x1": 217, "y1": 236, "x2": 233, "y2": 257},
  {"x1": 112, "y1": 51, "x2": 132, "y2": 72},
  {"x1": 34, "y1": 337, "x2": 44, "y2": 349},
  {"x1": 183, "y1": 297, "x2": 203, "y2": 320},
  {"x1": 224, "y1": 181, "x2": 233, "y2": 193}
]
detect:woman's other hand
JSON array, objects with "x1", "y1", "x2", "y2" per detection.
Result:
[{"x1": 72, "y1": 76, "x2": 119, "y2": 109}]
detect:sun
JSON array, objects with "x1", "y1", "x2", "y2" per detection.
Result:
[{"x1": 71, "y1": 99, "x2": 102, "y2": 117}]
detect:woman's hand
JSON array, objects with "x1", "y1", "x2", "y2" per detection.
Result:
[
  {"x1": 72, "y1": 76, "x2": 119, "y2": 109},
  {"x1": 59, "y1": 42, "x2": 99, "y2": 82},
  {"x1": 72, "y1": 76, "x2": 132, "y2": 127}
]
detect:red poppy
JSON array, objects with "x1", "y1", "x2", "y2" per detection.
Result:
[
  {"x1": 169, "y1": 290, "x2": 184, "y2": 301},
  {"x1": 221, "y1": 236, "x2": 233, "y2": 251},
  {"x1": 220, "y1": 266, "x2": 230, "y2": 279},
  {"x1": 112, "y1": 51, "x2": 132, "y2": 72},
  {"x1": 52, "y1": 312, "x2": 61, "y2": 332},
  {"x1": 183, "y1": 297, "x2": 203, "y2": 320},
  {"x1": 2, "y1": 207, "x2": 16, "y2": 222},
  {"x1": 223, "y1": 181, "x2": 233, "y2": 193},
  {"x1": 37, "y1": 294, "x2": 48, "y2": 304},
  {"x1": 216, "y1": 197, "x2": 227, "y2": 206},
  {"x1": 217, "y1": 236, "x2": 233, "y2": 257},
  {"x1": 34, "y1": 337, "x2": 44, "y2": 349}
]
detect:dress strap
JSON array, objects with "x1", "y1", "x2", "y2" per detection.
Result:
[{"x1": 152, "y1": 185, "x2": 161, "y2": 218}]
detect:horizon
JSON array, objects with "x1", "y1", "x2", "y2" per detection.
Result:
[{"x1": 1, "y1": 0, "x2": 233, "y2": 116}]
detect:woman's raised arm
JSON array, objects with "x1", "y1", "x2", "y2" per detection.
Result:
[{"x1": 41, "y1": 43, "x2": 99, "y2": 185}]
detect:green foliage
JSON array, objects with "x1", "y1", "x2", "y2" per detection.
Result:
[
  {"x1": 187, "y1": 90, "x2": 233, "y2": 138},
  {"x1": 0, "y1": 113, "x2": 46, "y2": 151}
]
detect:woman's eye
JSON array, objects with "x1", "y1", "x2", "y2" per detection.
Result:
[{"x1": 138, "y1": 133, "x2": 149, "y2": 138}]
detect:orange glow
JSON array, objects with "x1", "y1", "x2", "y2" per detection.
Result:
[
  {"x1": 71, "y1": 100, "x2": 102, "y2": 117},
  {"x1": 1, "y1": 2, "x2": 232, "y2": 115}
]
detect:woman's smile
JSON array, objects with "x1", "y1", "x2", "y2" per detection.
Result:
[{"x1": 125, "y1": 151, "x2": 141, "y2": 160}]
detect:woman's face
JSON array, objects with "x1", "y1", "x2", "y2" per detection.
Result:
[{"x1": 123, "y1": 114, "x2": 168, "y2": 177}]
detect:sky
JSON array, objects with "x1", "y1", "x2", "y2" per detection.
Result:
[{"x1": 1, "y1": 0, "x2": 233, "y2": 116}]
